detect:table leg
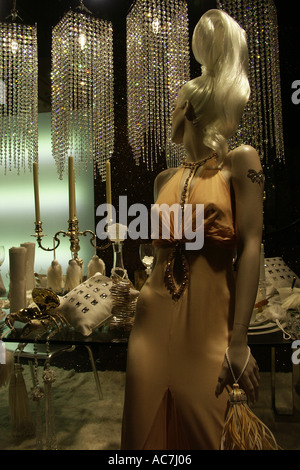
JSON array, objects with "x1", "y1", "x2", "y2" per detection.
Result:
[
  {"x1": 271, "y1": 346, "x2": 294, "y2": 415},
  {"x1": 85, "y1": 345, "x2": 103, "y2": 400}
]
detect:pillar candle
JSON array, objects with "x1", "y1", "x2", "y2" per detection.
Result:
[
  {"x1": 20, "y1": 242, "x2": 36, "y2": 291},
  {"x1": 68, "y1": 156, "x2": 76, "y2": 220},
  {"x1": 9, "y1": 246, "x2": 27, "y2": 313}
]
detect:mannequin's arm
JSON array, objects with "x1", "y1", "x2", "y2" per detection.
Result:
[
  {"x1": 216, "y1": 145, "x2": 263, "y2": 402},
  {"x1": 230, "y1": 145, "x2": 264, "y2": 344}
]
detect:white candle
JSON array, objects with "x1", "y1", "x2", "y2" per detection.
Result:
[
  {"x1": 106, "y1": 159, "x2": 112, "y2": 223},
  {"x1": 33, "y1": 162, "x2": 41, "y2": 222},
  {"x1": 68, "y1": 156, "x2": 76, "y2": 220}
]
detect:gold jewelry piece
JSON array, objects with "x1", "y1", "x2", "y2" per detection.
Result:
[{"x1": 164, "y1": 243, "x2": 189, "y2": 301}]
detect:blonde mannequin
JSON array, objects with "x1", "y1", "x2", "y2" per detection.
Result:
[{"x1": 121, "y1": 9, "x2": 263, "y2": 450}]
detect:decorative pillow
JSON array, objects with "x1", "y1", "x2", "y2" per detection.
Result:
[{"x1": 57, "y1": 272, "x2": 113, "y2": 336}]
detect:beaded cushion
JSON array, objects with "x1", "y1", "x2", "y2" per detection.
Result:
[{"x1": 57, "y1": 272, "x2": 113, "y2": 336}]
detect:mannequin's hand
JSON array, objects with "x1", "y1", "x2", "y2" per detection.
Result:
[{"x1": 215, "y1": 344, "x2": 260, "y2": 404}]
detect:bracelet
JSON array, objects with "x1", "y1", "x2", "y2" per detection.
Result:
[{"x1": 225, "y1": 346, "x2": 251, "y2": 384}]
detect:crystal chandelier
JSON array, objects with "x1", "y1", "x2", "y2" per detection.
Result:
[
  {"x1": 51, "y1": 2, "x2": 114, "y2": 180},
  {"x1": 217, "y1": 0, "x2": 285, "y2": 165},
  {"x1": 0, "y1": 2, "x2": 38, "y2": 174},
  {"x1": 127, "y1": 0, "x2": 190, "y2": 170}
]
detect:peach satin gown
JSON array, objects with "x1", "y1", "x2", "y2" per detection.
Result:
[{"x1": 121, "y1": 160, "x2": 237, "y2": 450}]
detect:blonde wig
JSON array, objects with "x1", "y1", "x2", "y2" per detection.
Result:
[{"x1": 178, "y1": 9, "x2": 250, "y2": 162}]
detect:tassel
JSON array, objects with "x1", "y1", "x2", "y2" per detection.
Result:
[
  {"x1": 47, "y1": 259, "x2": 63, "y2": 294},
  {"x1": 9, "y1": 361, "x2": 35, "y2": 438},
  {"x1": 87, "y1": 254, "x2": 106, "y2": 278},
  {"x1": 0, "y1": 349, "x2": 14, "y2": 387},
  {"x1": 220, "y1": 347, "x2": 280, "y2": 450},
  {"x1": 64, "y1": 259, "x2": 82, "y2": 292}
]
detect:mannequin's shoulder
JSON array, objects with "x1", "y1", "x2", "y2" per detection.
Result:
[
  {"x1": 154, "y1": 167, "x2": 178, "y2": 201},
  {"x1": 229, "y1": 145, "x2": 261, "y2": 171},
  {"x1": 225, "y1": 145, "x2": 262, "y2": 181}
]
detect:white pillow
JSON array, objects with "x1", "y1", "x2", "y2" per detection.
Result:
[{"x1": 58, "y1": 272, "x2": 113, "y2": 336}]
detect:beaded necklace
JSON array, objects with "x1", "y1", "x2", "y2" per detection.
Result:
[
  {"x1": 180, "y1": 155, "x2": 215, "y2": 209},
  {"x1": 164, "y1": 154, "x2": 215, "y2": 301}
]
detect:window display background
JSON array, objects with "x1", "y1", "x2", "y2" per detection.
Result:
[{"x1": 0, "y1": 113, "x2": 95, "y2": 290}]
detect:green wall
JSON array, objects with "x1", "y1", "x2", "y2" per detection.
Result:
[{"x1": 0, "y1": 113, "x2": 95, "y2": 290}]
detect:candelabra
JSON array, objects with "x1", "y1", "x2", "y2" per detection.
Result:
[
  {"x1": 32, "y1": 157, "x2": 111, "y2": 268},
  {"x1": 32, "y1": 217, "x2": 108, "y2": 268}
]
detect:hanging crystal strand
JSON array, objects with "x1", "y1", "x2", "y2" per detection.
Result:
[
  {"x1": 269, "y1": 0, "x2": 284, "y2": 163},
  {"x1": 166, "y1": 0, "x2": 189, "y2": 168},
  {"x1": 263, "y1": 1, "x2": 274, "y2": 158},
  {"x1": 31, "y1": 342, "x2": 44, "y2": 450},
  {"x1": 258, "y1": 0, "x2": 269, "y2": 160},
  {"x1": 0, "y1": 23, "x2": 4, "y2": 168},
  {"x1": 252, "y1": 2, "x2": 264, "y2": 158},
  {"x1": 147, "y1": 0, "x2": 153, "y2": 169},
  {"x1": 43, "y1": 337, "x2": 57, "y2": 451}
]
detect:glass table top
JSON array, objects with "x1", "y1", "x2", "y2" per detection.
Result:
[{"x1": 0, "y1": 322, "x2": 291, "y2": 348}]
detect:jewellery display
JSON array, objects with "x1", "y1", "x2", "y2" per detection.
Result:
[
  {"x1": 51, "y1": 1, "x2": 114, "y2": 180},
  {"x1": 127, "y1": 0, "x2": 190, "y2": 170},
  {"x1": 217, "y1": 0, "x2": 284, "y2": 165},
  {"x1": 110, "y1": 268, "x2": 139, "y2": 329},
  {"x1": 0, "y1": 1, "x2": 38, "y2": 174}
]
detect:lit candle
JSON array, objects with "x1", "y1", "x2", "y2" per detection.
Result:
[
  {"x1": 106, "y1": 159, "x2": 112, "y2": 223},
  {"x1": 68, "y1": 156, "x2": 76, "y2": 220},
  {"x1": 33, "y1": 162, "x2": 41, "y2": 222}
]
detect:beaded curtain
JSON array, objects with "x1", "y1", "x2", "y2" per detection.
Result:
[
  {"x1": 217, "y1": 0, "x2": 285, "y2": 165},
  {"x1": 127, "y1": 0, "x2": 190, "y2": 170},
  {"x1": 0, "y1": 22, "x2": 38, "y2": 174}
]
